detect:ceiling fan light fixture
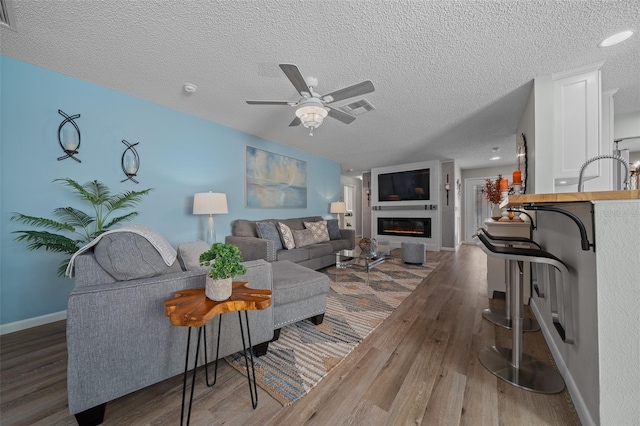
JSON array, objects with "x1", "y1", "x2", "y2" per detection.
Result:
[{"x1": 295, "y1": 105, "x2": 328, "y2": 129}]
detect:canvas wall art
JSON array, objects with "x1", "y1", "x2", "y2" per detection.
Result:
[{"x1": 246, "y1": 147, "x2": 307, "y2": 208}]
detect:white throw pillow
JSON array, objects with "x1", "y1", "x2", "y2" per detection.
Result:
[
  {"x1": 304, "y1": 220, "x2": 330, "y2": 243},
  {"x1": 278, "y1": 222, "x2": 296, "y2": 250}
]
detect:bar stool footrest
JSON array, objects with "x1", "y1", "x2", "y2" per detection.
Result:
[
  {"x1": 482, "y1": 308, "x2": 540, "y2": 332},
  {"x1": 478, "y1": 346, "x2": 564, "y2": 394}
]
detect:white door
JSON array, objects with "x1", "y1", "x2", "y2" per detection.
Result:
[{"x1": 464, "y1": 178, "x2": 491, "y2": 243}]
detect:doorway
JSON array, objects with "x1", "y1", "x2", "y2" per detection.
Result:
[
  {"x1": 464, "y1": 178, "x2": 491, "y2": 243},
  {"x1": 343, "y1": 184, "x2": 356, "y2": 234}
]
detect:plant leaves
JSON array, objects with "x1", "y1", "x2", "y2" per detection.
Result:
[
  {"x1": 104, "y1": 189, "x2": 154, "y2": 212},
  {"x1": 10, "y1": 213, "x2": 75, "y2": 232},
  {"x1": 53, "y1": 207, "x2": 94, "y2": 229},
  {"x1": 103, "y1": 212, "x2": 139, "y2": 230},
  {"x1": 13, "y1": 230, "x2": 80, "y2": 254},
  {"x1": 14, "y1": 178, "x2": 152, "y2": 276}
]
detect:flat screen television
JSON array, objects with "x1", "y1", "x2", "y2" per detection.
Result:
[{"x1": 378, "y1": 168, "x2": 430, "y2": 202}]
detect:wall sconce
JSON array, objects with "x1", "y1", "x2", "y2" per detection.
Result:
[
  {"x1": 57, "y1": 109, "x2": 81, "y2": 163},
  {"x1": 120, "y1": 139, "x2": 140, "y2": 183},
  {"x1": 444, "y1": 174, "x2": 451, "y2": 205}
]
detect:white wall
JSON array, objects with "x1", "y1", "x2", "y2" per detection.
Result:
[
  {"x1": 614, "y1": 111, "x2": 640, "y2": 140},
  {"x1": 440, "y1": 161, "x2": 456, "y2": 249},
  {"x1": 594, "y1": 200, "x2": 640, "y2": 425},
  {"x1": 533, "y1": 75, "x2": 555, "y2": 194},
  {"x1": 517, "y1": 83, "x2": 536, "y2": 194}
]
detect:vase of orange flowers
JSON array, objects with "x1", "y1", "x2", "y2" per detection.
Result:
[{"x1": 485, "y1": 174, "x2": 503, "y2": 221}]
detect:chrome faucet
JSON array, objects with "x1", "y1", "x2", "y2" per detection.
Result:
[{"x1": 578, "y1": 154, "x2": 630, "y2": 192}]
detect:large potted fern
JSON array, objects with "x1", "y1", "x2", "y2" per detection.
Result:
[{"x1": 10, "y1": 178, "x2": 153, "y2": 275}]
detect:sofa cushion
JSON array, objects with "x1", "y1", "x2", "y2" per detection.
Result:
[
  {"x1": 271, "y1": 260, "x2": 330, "y2": 306},
  {"x1": 177, "y1": 241, "x2": 210, "y2": 271},
  {"x1": 307, "y1": 243, "x2": 334, "y2": 258},
  {"x1": 94, "y1": 232, "x2": 174, "y2": 280},
  {"x1": 293, "y1": 229, "x2": 315, "y2": 248},
  {"x1": 304, "y1": 220, "x2": 330, "y2": 243},
  {"x1": 276, "y1": 247, "x2": 310, "y2": 263},
  {"x1": 256, "y1": 221, "x2": 284, "y2": 251},
  {"x1": 277, "y1": 222, "x2": 296, "y2": 250},
  {"x1": 326, "y1": 219, "x2": 341, "y2": 240},
  {"x1": 232, "y1": 219, "x2": 259, "y2": 237}
]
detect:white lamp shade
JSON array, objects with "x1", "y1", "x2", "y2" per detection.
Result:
[
  {"x1": 330, "y1": 201, "x2": 347, "y2": 213},
  {"x1": 193, "y1": 192, "x2": 228, "y2": 214}
]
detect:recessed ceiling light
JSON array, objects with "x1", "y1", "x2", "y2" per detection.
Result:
[
  {"x1": 489, "y1": 156, "x2": 501, "y2": 161},
  {"x1": 599, "y1": 30, "x2": 633, "y2": 47}
]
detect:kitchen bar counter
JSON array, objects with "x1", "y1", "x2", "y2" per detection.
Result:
[
  {"x1": 500, "y1": 189, "x2": 640, "y2": 208},
  {"x1": 495, "y1": 190, "x2": 639, "y2": 425}
]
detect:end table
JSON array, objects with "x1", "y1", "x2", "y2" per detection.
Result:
[{"x1": 164, "y1": 282, "x2": 271, "y2": 426}]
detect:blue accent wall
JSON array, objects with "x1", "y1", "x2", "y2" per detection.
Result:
[{"x1": 0, "y1": 56, "x2": 341, "y2": 325}]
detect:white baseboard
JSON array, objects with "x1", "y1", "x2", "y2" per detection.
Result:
[
  {"x1": 0, "y1": 310, "x2": 67, "y2": 335},
  {"x1": 440, "y1": 247, "x2": 455, "y2": 251},
  {"x1": 530, "y1": 300, "x2": 595, "y2": 426}
]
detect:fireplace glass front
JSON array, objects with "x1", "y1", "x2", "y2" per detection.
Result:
[{"x1": 377, "y1": 217, "x2": 431, "y2": 238}]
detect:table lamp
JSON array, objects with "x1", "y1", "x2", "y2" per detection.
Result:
[
  {"x1": 193, "y1": 192, "x2": 228, "y2": 245},
  {"x1": 330, "y1": 201, "x2": 347, "y2": 228}
]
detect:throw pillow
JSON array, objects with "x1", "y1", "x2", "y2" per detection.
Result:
[
  {"x1": 255, "y1": 221, "x2": 284, "y2": 251},
  {"x1": 94, "y1": 232, "x2": 172, "y2": 281},
  {"x1": 292, "y1": 229, "x2": 316, "y2": 248},
  {"x1": 326, "y1": 219, "x2": 342, "y2": 240},
  {"x1": 278, "y1": 222, "x2": 296, "y2": 250},
  {"x1": 177, "y1": 241, "x2": 210, "y2": 271},
  {"x1": 304, "y1": 221, "x2": 330, "y2": 243}
]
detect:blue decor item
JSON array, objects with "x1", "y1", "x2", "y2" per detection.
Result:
[
  {"x1": 255, "y1": 221, "x2": 284, "y2": 250},
  {"x1": 326, "y1": 219, "x2": 342, "y2": 240}
]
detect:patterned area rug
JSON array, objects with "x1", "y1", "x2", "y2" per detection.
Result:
[{"x1": 226, "y1": 257, "x2": 438, "y2": 406}]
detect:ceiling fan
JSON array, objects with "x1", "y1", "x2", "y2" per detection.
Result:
[{"x1": 246, "y1": 64, "x2": 375, "y2": 136}]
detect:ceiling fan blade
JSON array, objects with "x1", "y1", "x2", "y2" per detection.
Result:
[
  {"x1": 246, "y1": 100, "x2": 295, "y2": 105},
  {"x1": 327, "y1": 107, "x2": 356, "y2": 124},
  {"x1": 279, "y1": 64, "x2": 310, "y2": 96},
  {"x1": 289, "y1": 116, "x2": 301, "y2": 127},
  {"x1": 323, "y1": 80, "x2": 375, "y2": 103}
]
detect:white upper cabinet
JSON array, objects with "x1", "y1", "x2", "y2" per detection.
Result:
[{"x1": 552, "y1": 62, "x2": 603, "y2": 187}]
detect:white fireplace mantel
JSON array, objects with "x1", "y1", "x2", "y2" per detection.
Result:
[{"x1": 371, "y1": 160, "x2": 442, "y2": 251}]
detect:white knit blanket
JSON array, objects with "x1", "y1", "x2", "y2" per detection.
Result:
[{"x1": 65, "y1": 224, "x2": 177, "y2": 277}]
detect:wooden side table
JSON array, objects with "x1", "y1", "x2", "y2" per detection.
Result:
[{"x1": 164, "y1": 282, "x2": 271, "y2": 426}]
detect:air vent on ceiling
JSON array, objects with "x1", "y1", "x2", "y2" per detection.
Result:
[
  {"x1": 0, "y1": 0, "x2": 17, "y2": 31},
  {"x1": 341, "y1": 99, "x2": 376, "y2": 115}
]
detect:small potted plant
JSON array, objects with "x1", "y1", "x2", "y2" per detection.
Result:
[{"x1": 199, "y1": 243, "x2": 247, "y2": 301}]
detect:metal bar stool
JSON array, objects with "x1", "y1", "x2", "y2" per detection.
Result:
[
  {"x1": 474, "y1": 232, "x2": 573, "y2": 394},
  {"x1": 477, "y1": 228, "x2": 540, "y2": 332}
]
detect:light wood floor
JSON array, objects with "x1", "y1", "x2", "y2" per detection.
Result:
[{"x1": 1, "y1": 245, "x2": 579, "y2": 425}]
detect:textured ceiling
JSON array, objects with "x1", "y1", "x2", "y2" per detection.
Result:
[{"x1": 1, "y1": 0, "x2": 639, "y2": 175}]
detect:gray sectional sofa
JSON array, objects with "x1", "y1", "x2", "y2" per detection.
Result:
[
  {"x1": 225, "y1": 216, "x2": 355, "y2": 270},
  {"x1": 66, "y1": 230, "x2": 330, "y2": 426}
]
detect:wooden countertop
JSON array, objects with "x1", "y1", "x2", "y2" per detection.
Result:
[{"x1": 501, "y1": 190, "x2": 640, "y2": 208}]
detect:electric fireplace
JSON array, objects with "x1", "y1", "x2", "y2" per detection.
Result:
[{"x1": 377, "y1": 217, "x2": 431, "y2": 238}]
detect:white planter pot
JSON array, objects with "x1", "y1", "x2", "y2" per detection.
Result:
[{"x1": 205, "y1": 276, "x2": 232, "y2": 301}]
